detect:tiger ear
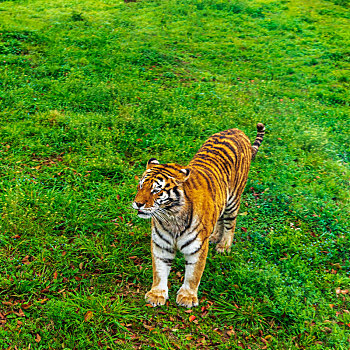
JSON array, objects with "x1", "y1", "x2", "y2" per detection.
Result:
[
  {"x1": 178, "y1": 168, "x2": 191, "y2": 182},
  {"x1": 146, "y1": 158, "x2": 160, "y2": 170}
]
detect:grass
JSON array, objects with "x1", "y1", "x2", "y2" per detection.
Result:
[{"x1": 0, "y1": 0, "x2": 349, "y2": 348}]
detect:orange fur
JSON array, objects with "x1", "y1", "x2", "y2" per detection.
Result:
[{"x1": 133, "y1": 124, "x2": 265, "y2": 307}]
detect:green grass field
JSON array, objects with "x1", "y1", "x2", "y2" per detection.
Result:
[{"x1": 0, "y1": 0, "x2": 349, "y2": 348}]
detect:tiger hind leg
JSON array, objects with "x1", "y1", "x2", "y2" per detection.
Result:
[
  {"x1": 209, "y1": 216, "x2": 224, "y2": 243},
  {"x1": 216, "y1": 198, "x2": 241, "y2": 253}
]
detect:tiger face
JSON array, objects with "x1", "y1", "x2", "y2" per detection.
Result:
[{"x1": 132, "y1": 158, "x2": 190, "y2": 219}]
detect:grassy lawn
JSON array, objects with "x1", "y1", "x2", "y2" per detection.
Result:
[{"x1": 0, "y1": 0, "x2": 349, "y2": 348}]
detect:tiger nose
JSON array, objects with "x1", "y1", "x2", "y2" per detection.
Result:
[{"x1": 133, "y1": 202, "x2": 144, "y2": 209}]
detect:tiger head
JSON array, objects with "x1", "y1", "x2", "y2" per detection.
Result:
[{"x1": 132, "y1": 158, "x2": 190, "y2": 219}]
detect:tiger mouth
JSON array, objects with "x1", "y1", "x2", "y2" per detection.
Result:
[{"x1": 137, "y1": 210, "x2": 152, "y2": 219}]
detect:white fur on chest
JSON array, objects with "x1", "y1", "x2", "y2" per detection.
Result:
[{"x1": 152, "y1": 216, "x2": 202, "y2": 256}]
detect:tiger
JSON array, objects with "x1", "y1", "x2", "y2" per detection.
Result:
[{"x1": 132, "y1": 123, "x2": 265, "y2": 308}]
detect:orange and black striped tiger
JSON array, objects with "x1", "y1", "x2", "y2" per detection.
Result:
[{"x1": 133, "y1": 123, "x2": 265, "y2": 308}]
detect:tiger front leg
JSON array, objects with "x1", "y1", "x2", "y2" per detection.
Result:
[
  {"x1": 145, "y1": 240, "x2": 175, "y2": 307},
  {"x1": 177, "y1": 238, "x2": 209, "y2": 308}
]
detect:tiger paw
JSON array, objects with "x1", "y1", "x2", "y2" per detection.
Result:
[
  {"x1": 215, "y1": 243, "x2": 231, "y2": 254},
  {"x1": 176, "y1": 287, "x2": 198, "y2": 308},
  {"x1": 145, "y1": 289, "x2": 168, "y2": 307}
]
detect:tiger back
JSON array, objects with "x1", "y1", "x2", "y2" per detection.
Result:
[{"x1": 133, "y1": 123, "x2": 265, "y2": 308}]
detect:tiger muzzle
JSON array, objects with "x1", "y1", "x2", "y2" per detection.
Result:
[{"x1": 132, "y1": 201, "x2": 154, "y2": 219}]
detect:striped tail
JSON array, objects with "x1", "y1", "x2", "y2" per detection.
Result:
[{"x1": 252, "y1": 123, "x2": 265, "y2": 160}]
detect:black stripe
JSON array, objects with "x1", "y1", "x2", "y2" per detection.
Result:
[
  {"x1": 226, "y1": 202, "x2": 238, "y2": 213},
  {"x1": 185, "y1": 261, "x2": 195, "y2": 265},
  {"x1": 180, "y1": 231, "x2": 200, "y2": 251},
  {"x1": 164, "y1": 164, "x2": 180, "y2": 171},
  {"x1": 154, "y1": 217, "x2": 171, "y2": 232},
  {"x1": 224, "y1": 215, "x2": 237, "y2": 222},
  {"x1": 156, "y1": 192, "x2": 170, "y2": 204},
  {"x1": 161, "y1": 169, "x2": 176, "y2": 177},
  {"x1": 208, "y1": 139, "x2": 238, "y2": 163},
  {"x1": 186, "y1": 237, "x2": 209, "y2": 256},
  {"x1": 157, "y1": 256, "x2": 174, "y2": 265},
  {"x1": 227, "y1": 196, "x2": 236, "y2": 205},
  {"x1": 205, "y1": 149, "x2": 232, "y2": 176},
  {"x1": 153, "y1": 240, "x2": 175, "y2": 254},
  {"x1": 225, "y1": 208, "x2": 239, "y2": 217},
  {"x1": 167, "y1": 200, "x2": 181, "y2": 209},
  {"x1": 226, "y1": 204, "x2": 237, "y2": 214},
  {"x1": 210, "y1": 139, "x2": 238, "y2": 164},
  {"x1": 230, "y1": 163, "x2": 247, "y2": 195},
  {"x1": 236, "y1": 173, "x2": 249, "y2": 192},
  {"x1": 195, "y1": 137, "x2": 238, "y2": 165},
  {"x1": 193, "y1": 152, "x2": 231, "y2": 180},
  {"x1": 150, "y1": 168, "x2": 173, "y2": 178},
  {"x1": 191, "y1": 177, "x2": 199, "y2": 190},
  {"x1": 224, "y1": 223, "x2": 235, "y2": 230},
  {"x1": 190, "y1": 171, "x2": 215, "y2": 197},
  {"x1": 193, "y1": 152, "x2": 209, "y2": 161},
  {"x1": 190, "y1": 159, "x2": 222, "y2": 184},
  {"x1": 154, "y1": 226, "x2": 172, "y2": 246},
  {"x1": 177, "y1": 217, "x2": 200, "y2": 239},
  {"x1": 189, "y1": 159, "x2": 221, "y2": 182},
  {"x1": 177, "y1": 197, "x2": 193, "y2": 235},
  {"x1": 172, "y1": 186, "x2": 180, "y2": 199},
  {"x1": 217, "y1": 216, "x2": 224, "y2": 223}
]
